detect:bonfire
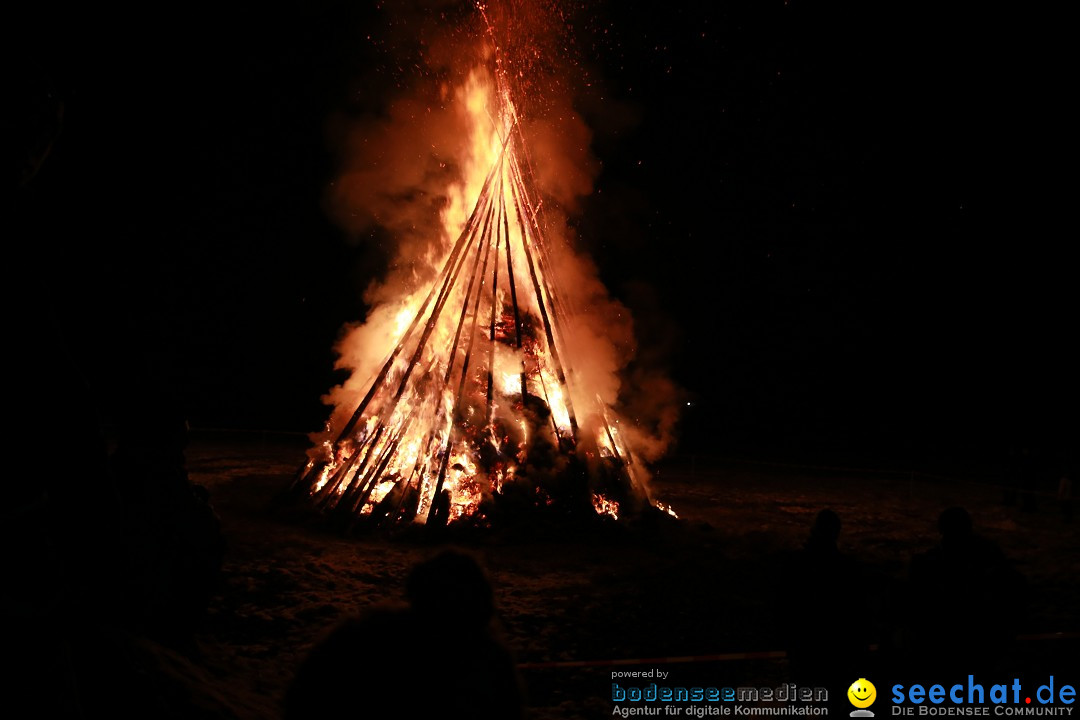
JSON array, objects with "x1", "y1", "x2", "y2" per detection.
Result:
[{"x1": 293, "y1": 4, "x2": 677, "y2": 530}]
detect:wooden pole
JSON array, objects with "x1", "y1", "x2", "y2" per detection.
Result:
[
  {"x1": 330, "y1": 138, "x2": 511, "y2": 449},
  {"x1": 443, "y1": 198, "x2": 496, "y2": 385},
  {"x1": 485, "y1": 184, "x2": 503, "y2": 412},
  {"x1": 508, "y1": 166, "x2": 579, "y2": 441},
  {"x1": 499, "y1": 168, "x2": 528, "y2": 404},
  {"x1": 426, "y1": 171, "x2": 502, "y2": 523}
]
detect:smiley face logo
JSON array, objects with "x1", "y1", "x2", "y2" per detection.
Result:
[{"x1": 848, "y1": 678, "x2": 877, "y2": 709}]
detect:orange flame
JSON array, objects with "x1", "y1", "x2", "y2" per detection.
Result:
[{"x1": 299, "y1": 15, "x2": 677, "y2": 527}]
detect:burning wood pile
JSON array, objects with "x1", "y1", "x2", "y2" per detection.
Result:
[{"x1": 293, "y1": 10, "x2": 677, "y2": 531}]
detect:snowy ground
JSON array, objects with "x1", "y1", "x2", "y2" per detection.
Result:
[{"x1": 169, "y1": 434, "x2": 1078, "y2": 719}]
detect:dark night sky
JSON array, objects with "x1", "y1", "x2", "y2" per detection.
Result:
[{"x1": 14, "y1": 2, "x2": 1075, "y2": 469}]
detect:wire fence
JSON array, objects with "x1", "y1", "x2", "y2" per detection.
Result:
[{"x1": 516, "y1": 633, "x2": 1080, "y2": 670}]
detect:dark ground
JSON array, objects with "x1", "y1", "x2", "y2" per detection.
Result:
[{"x1": 149, "y1": 435, "x2": 1080, "y2": 719}]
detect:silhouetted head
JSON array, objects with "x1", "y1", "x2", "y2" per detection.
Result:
[
  {"x1": 810, "y1": 509, "x2": 842, "y2": 544},
  {"x1": 938, "y1": 506, "x2": 973, "y2": 540},
  {"x1": 406, "y1": 549, "x2": 495, "y2": 629}
]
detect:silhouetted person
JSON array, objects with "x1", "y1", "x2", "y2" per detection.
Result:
[
  {"x1": 111, "y1": 413, "x2": 225, "y2": 649},
  {"x1": 406, "y1": 550, "x2": 523, "y2": 719},
  {"x1": 285, "y1": 606, "x2": 437, "y2": 719},
  {"x1": 13, "y1": 33, "x2": 222, "y2": 714},
  {"x1": 785, "y1": 510, "x2": 870, "y2": 696},
  {"x1": 805, "y1": 508, "x2": 842, "y2": 554},
  {"x1": 905, "y1": 507, "x2": 1024, "y2": 678},
  {"x1": 285, "y1": 550, "x2": 522, "y2": 720}
]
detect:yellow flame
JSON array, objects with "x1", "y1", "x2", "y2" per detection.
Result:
[
  {"x1": 312, "y1": 464, "x2": 331, "y2": 493},
  {"x1": 591, "y1": 494, "x2": 619, "y2": 519},
  {"x1": 393, "y1": 303, "x2": 414, "y2": 338},
  {"x1": 655, "y1": 501, "x2": 679, "y2": 519},
  {"x1": 501, "y1": 372, "x2": 522, "y2": 396}
]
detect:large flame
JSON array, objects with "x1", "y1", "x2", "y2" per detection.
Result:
[{"x1": 296, "y1": 16, "x2": 671, "y2": 528}]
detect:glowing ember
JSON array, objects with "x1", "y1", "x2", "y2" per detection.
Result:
[
  {"x1": 591, "y1": 494, "x2": 620, "y2": 520},
  {"x1": 655, "y1": 502, "x2": 679, "y2": 519},
  {"x1": 292, "y1": 4, "x2": 676, "y2": 528}
]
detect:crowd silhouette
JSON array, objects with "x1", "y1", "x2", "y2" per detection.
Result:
[
  {"x1": 785, "y1": 504, "x2": 1032, "y2": 690},
  {"x1": 280, "y1": 504, "x2": 1039, "y2": 718}
]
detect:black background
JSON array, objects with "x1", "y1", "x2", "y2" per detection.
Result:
[{"x1": 13, "y1": 1, "x2": 1074, "y2": 470}]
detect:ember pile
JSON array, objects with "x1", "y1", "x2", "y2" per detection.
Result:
[{"x1": 293, "y1": 9, "x2": 677, "y2": 531}]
